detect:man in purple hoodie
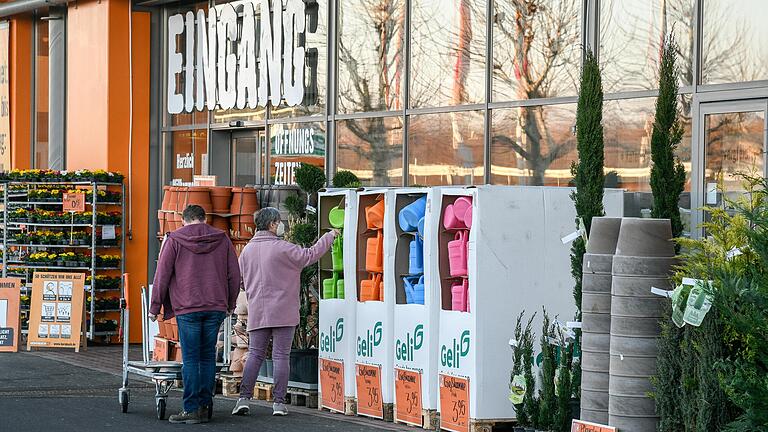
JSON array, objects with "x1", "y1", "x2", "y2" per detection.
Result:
[{"x1": 150, "y1": 204, "x2": 241, "y2": 424}]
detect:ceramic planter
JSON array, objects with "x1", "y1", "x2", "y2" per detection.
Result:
[
  {"x1": 230, "y1": 215, "x2": 255, "y2": 239},
  {"x1": 209, "y1": 215, "x2": 230, "y2": 232},
  {"x1": 161, "y1": 186, "x2": 172, "y2": 210},
  {"x1": 180, "y1": 187, "x2": 213, "y2": 213},
  {"x1": 288, "y1": 348, "x2": 318, "y2": 385},
  {"x1": 210, "y1": 187, "x2": 233, "y2": 213},
  {"x1": 230, "y1": 187, "x2": 259, "y2": 216}
]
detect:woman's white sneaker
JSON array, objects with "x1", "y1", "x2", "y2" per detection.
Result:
[
  {"x1": 272, "y1": 403, "x2": 288, "y2": 416},
  {"x1": 231, "y1": 398, "x2": 250, "y2": 416}
]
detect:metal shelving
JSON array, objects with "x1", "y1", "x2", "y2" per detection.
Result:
[{"x1": 1, "y1": 180, "x2": 126, "y2": 339}]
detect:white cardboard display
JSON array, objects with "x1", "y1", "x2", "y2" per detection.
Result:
[
  {"x1": 435, "y1": 186, "x2": 624, "y2": 423},
  {"x1": 318, "y1": 189, "x2": 359, "y2": 407},
  {"x1": 355, "y1": 189, "x2": 396, "y2": 412},
  {"x1": 391, "y1": 188, "x2": 441, "y2": 414}
]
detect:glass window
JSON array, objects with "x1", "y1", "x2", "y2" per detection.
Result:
[
  {"x1": 269, "y1": 122, "x2": 326, "y2": 185},
  {"x1": 603, "y1": 97, "x2": 692, "y2": 219},
  {"x1": 336, "y1": 117, "x2": 404, "y2": 186},
  {"x1": 410, "y1": 0, "x2": 487, "y2": 108},
  {"x1": 491, "y1": 104, "x2": 577, "y2": 186},
  {"x1": 702, "y1": 0, "x2": 768, "y2": 84},
  {"x1": 337, "y1": 0, "x2": 405, "y2": 113},
  {"x1": 34, "y1": 20, "x2": 49, "y2": 169},
  {"x1": 168, "y1": 129, "x2": 208, "y2": 185},
  {"x1": 600, "y1": 0, "x2": 694, "y2": 92},
  {"x1": 271, "y1": 0, "x2": 328, "y2": 118},
  {"x1": 168, "y1": 2, "x2": 209, "y2": 127},
  {"x1": 492, "y1": 0, "x2": 581, "y2": 102},
  {"x1": 407, "y1": 111, "x2": 484, "y2": 185}
]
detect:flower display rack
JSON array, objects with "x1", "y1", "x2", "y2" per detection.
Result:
[{"x1": 0, "y1": 176, "x2": 126, "y2": 340}]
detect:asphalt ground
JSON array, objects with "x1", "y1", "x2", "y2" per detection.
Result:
[{"x1": 0, "y1": 352, "x2": 407, "y2": 431}]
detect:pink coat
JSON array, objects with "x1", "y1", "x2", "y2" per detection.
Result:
[{"x1": 239, "y1": 230, "x2": 336, "y2": 331}]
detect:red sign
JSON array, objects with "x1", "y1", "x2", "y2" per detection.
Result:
[
  {"x1": 62, "y1": 192, "x2": 86, "y2": 213},
  {"x1": 320, "y1": 359, "x2": 345, "y2": 413},
  {"x1": 395, "y1": 368, "x2": 423, "y2": 426},
  {"x1": 571, "y1": 420, "x2": 617, "y2": 432},
  {"x1": 355, "y1": 363, "x2": 383, "y2": 419},
  {"x1": 439, "y1": 374, "x2": 470, "y2": 432}
]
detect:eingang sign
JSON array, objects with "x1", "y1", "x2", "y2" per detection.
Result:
[{"x1": 167, "y1": 0, "x2": 315, "y2": 114}]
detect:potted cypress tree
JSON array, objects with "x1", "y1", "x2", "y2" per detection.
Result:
[{"x1": 537, "y1": 311, "x2": 557, "y2": 431}]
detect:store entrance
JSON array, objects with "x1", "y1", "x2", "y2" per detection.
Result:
[
  {"x1": 694, "y1": 100, "x2": 768, "y2": 233},
  {"x1": 231, "y1": 130, "x2": 268, "y2": 186}
]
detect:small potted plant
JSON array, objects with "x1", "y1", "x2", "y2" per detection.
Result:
[{"x1": 10, "y1": 208, "x2": 27, "y2": 222}]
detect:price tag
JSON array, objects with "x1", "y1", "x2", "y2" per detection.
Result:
[
  {"x1": 571, "y1": 419, "x2": 617, "y2": 432},
  {"x1": 395, "y1": 368, "x2": 423, "y2": 426},
  {"x1": 62, "y1": 192, "x2": 86, "y2": 213},
  {"x1": 439, "y1": 374, "x2": 470, "y2": 432},
  {"x1": 102, "y1": 225, "x2": 116, "y2": 240},
  {"x1": 355, "y1": 363, "x2": 383, "y2": 419},
  {"x1": 319, "y1": 359, "x2": 345, "y2": 413}
]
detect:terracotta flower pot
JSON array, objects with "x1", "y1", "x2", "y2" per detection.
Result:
[
  {"x1": 210, "y1": 187, "x2": 233, "y2": 213},
  {"x1": 210, "y1": 215, "x2": 230, "y2": 232},
  {"x1": 157, "y1": 210, "x2": 167, "y2": 235},
  {"x1": 168, "y1": 187, "x2": 180, "y2": 213},
  {"x1": 230, "y1": 214, "x2": 256, "y2": 239},
  {"x1": 181, "y1": 186, "x2": 213, "y2": 213},
  {"x1": 230, "y1": 187, "x2": 259, "y2": 215},
  {"x1": 161, "y1": 186, "x2": 172, "y2": 211}
]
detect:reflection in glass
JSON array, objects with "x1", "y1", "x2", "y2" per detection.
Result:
[
  {"x1": 408, "y1": 111, "x2": 484, "y2": 185},
  {"x1": 600, "y1": 0, "x2": 694, "y2": 92},
  {"x1": 35, "y1": 20, "x2": 49, "y2": 168},
  {"x1": 337, "y1": 0, "x2": 405, "y2": 113},
  {"x1": 704, "y1": 110, "x2": 765, "y2": 207},
  {"x1": 492, "y1": 0, "x2": 581, "y2": 102},
  {"x1": 232, "y1": 135, "x2": 259, "y2": 187},
  {"x1": 410, "y1": 0, "x2": 487, "y2": 108},
  {"x1": 491, "y1": 104, "x2": 577, "y2": 186},
  {"x1": 169, "y1": 2, "x2": 209, "y2": 127},
  {"x1": 170, "y1": 129, "x2": 207, "y2": 185},
  {"x1": 272, "y1": 0, "x2": 328, "y2": 118},
  {"x1": 336, "y1": 117, "x2": 403, "y2": 186},
  {"x1": 603, "y1": 97, "x2": 692, "y2": 223},
  {"x1": 269, "y1": 122, "x2": 326, "y2": 185},
  {"x1": 702, "y1": 0, "x2": 768, "y2": 84}
]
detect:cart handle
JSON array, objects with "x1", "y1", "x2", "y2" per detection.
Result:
[{"x1": 121, "y1": 273, "x2": 130, "y2": 310}]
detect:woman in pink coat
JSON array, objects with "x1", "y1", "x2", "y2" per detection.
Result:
[{"x1": 232, "y1": 207, "x2": 339, "y2": 417}]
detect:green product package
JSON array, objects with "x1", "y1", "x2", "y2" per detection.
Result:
[
  {"x1": 508, "y1": 374, "x2": 526, "y2": 405},
  {"x1": 682, "y1": 279, "x2": 713, "y2": 327},
  {"x1": 670, "y1": 284, "x2": 689, "y2": 328}
]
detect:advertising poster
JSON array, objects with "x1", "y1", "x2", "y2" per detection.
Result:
[
  {"x1": 27, "y1": 272, "x2": 86, "y2": 352},
  {"x1": 0, "y1": 21, "x2": 10, "y2": 172},
  {"x1": 0, "y1": 278, "x2": 22, "y2": 352}
]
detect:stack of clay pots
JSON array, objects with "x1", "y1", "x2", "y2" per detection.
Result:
[
  {"x1": 580, "y1": 217, "x2": 622, "y2": 424},
  {"x1": 609, "y1": 218, "x2": 675, "y2": 432},
  {"x1": 230, "y1": 187, "x2": 259, "y2": 240},
  {"x1": 158, "y1": 186, "x2": 183, "y2": 233},
  {"x1": 209, "y1": 187, "x2": 233, "y2": 232}
]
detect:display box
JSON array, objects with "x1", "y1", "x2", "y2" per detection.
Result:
[
  {"x1": 318, "y1": 189, "x2": 359, "y2": 414},
  {"x1": 354, "y1": 189, "x2": 396, "y2": 419},
  {"x1": 391, "y1": 188, "x2": 441, "y2": 425},
  {"x1": 435, "y1": 186, "x2": 624, "y2": 429}
]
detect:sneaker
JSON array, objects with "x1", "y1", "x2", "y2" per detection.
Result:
[
  {"x1": 168, "y1": 410, "x2": 201, "y2": 424},
  {"x1": 272, "y1": 402, "x2": 288, "y2": 416},
  {"x1": 231, "y1": 398, "x2": 250, "y2": 416}
]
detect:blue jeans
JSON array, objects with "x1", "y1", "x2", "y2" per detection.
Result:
[{"x1": 176, "y1": 311, "x2": 226, "y2": 412}]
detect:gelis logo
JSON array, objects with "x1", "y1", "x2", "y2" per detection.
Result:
[
  {"x1": 357, "y1": 321, "x2": 383, "y2": 357},
  {"x1": 396, "y1": 324, "x2": 424, "y2": 362},
  {"x1": 320, "y1": 318, "x2": 344, "y2": 353},
  {"x1": 441, "y1": 330, "x2": 470, "y2": 368}
]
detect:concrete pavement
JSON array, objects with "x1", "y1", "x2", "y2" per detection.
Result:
[{"x1": 0, "y1": 350, "x2": 408, "y2": 431}]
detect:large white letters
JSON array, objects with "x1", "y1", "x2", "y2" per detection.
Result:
[
  {"x1": 167, "y1": 0, "x2": 310, "y2": 113},
  {"x1": 166, "y1": 14, "x2": 184, "y2": 115}
]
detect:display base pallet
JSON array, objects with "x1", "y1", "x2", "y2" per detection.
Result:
[
  {"x1": 318, "y1": 395, "x2": 357, "y2": 416},
  {"x1": 468, "y1": 418, "x2": 516, "y2": 432},
  {"x1": 220, "y1": 373, "x2": 242, "y2": 398},
  {"x1": 393, "y1": 408, "x2": 439, "y2": 430},
  {"x1": 254, "y1": 381, "x2": 273, "y2": 401},
  {"x1": 356, "y1": 403, "x2": 394, "y2": 422},
  {"x1": 287, "y1": 387, "x2": 318, "y2": 409}
]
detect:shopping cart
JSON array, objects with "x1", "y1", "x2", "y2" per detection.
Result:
[{"x1": 118, "y1": 278, "x2": 232, "y2": 420}]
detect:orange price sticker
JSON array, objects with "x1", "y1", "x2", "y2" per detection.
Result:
[
  {"x1": 62, "y1": 192, "x2": 86, "y2": 213},
  {"x1": 395, "y1": 368, "x2": 423, "y2": 426},
  {"x1": 439, "y1": 374, "x2": 470, "y2": 432},
  {"x1": 355, "y1": 363, "x2": 383, "y2": 419},
  {"x1": 571, "y1": 420, "x2": 617, "y2": 432},
  {"x1": 320, "y1": 359, "x2": 345, "y2": 413}
]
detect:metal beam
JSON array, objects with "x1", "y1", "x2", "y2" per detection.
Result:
[{"x1": 0, "y1": 0, "x2": 66, "y2": 18}]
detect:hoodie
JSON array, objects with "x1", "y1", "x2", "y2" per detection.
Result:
[
  {"x1": 240, "y1": 230, "x2": 336, "y2": 330},
  {"x1": 150, "y1": 223, "x2": 241, "y2": 319}
]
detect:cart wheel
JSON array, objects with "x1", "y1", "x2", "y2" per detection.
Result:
[
  {"x1": 118, "y1": 389, "x2": 129, "y2": 413},
  {"x1": 156, "y1": 398, "x2": 167, "y2": 420}
]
